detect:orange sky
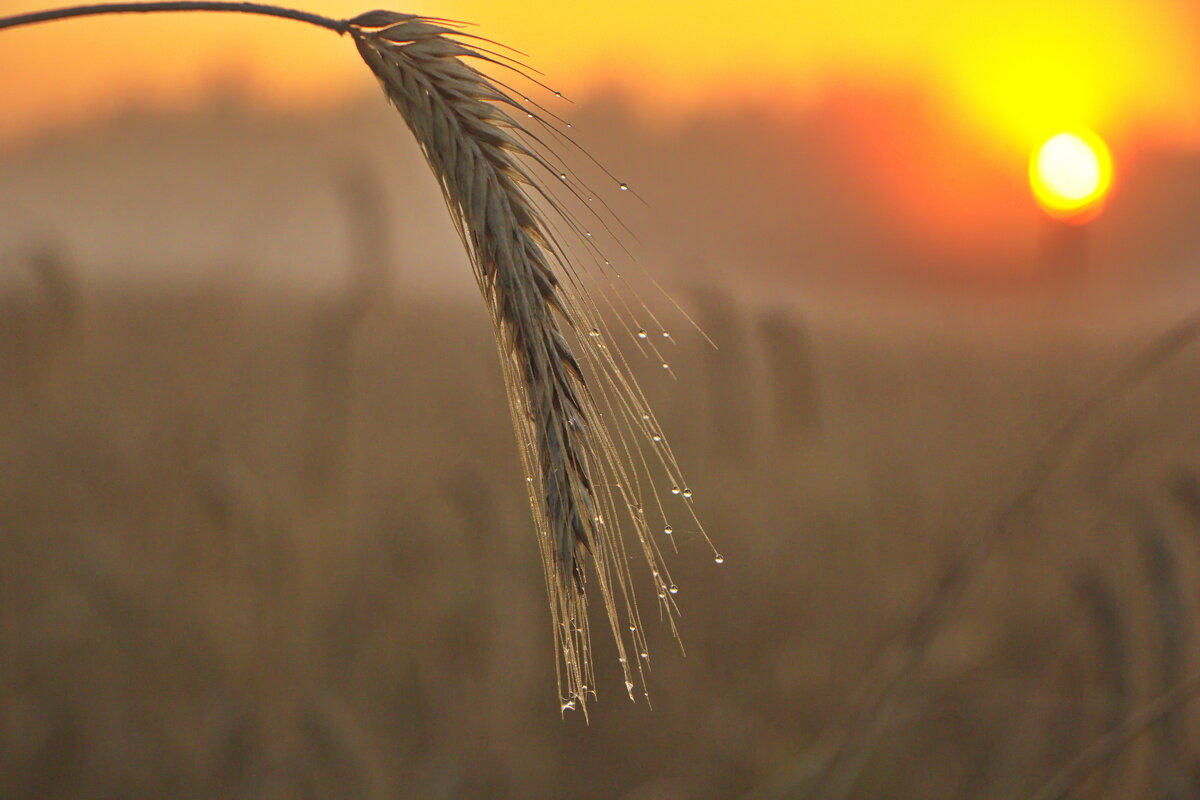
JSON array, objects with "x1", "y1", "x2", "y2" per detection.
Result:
[
  {"x1": 1, "y1": 0, "x2": 1198, "y2": 149},
  {"x1": 2, "y1": 0, "x2": 1199, "y2": 267}
]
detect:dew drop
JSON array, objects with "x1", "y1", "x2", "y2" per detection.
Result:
[
  {"x1": 642, "y1": 413, "x2": 651, "y2": 422},
  {"x1": 662, "y1": 331, "x2": 670, "y2": 338},
  {"x1": 682, "y1": 488, "x2": 693, "y2": 499},
  {"x1": 640, "y1": 651, "x2": 649, "y2": 659},
  {"x1": 671, "y1": 486, "x2": 680, "y2": 495},
  {"x1": 658, "y1": 590, "x2": 666, "y2": 599},
  {"x1": 652, "y1": 434, "x2": 662, "y2": 442},
  {"x1": 664, "y1": 525, "x2": 673, "y2": 535},
  {"x1": 669, "y1": 584, "x2": 679, "y2": 595},
  {"x1": 527, "y1": 113, "x2": 533, "y2": 118},
  {"x1": 566, "y1": 122, "x2": 573, "y2": 128},
  {"x1": 662, "y1": 362, "x2": 670, "y2": 370},
  {"x1": 585, "y1": 231, "x2": 592, "y2": 238},
  {"x1": 561, "y1": 699, "x2": 576, "y2": 712},
  {"x1": 526, "y1": 475, "x2": 533, "y2": 483},
  {"x1": 637, "y1": 328, "x2": 648, "y2": 339},
  {"x1": 586, "y1": 196, "x2": 593, "y2": 202},
  {"x1": 714, "y1": 554, "x2": 725, "y2": 564},
  {"x1": 629, "y1": 625, "x2": 637, "y2": 632},
  {"x1": 588, "y1": 328, "x2": 600, "y2": 337},
  {"x1": 618, "y1": 656, "x2": 627, "y2": 664},
  {"x1": 559, "y1": 173, "x2": 567, "y2": 180},
  {"x1": 619, "y1": 182, "x2": 629, "y2": 191},
  {"x1": 554, "y1": 91, "x2": 562, "y2": 98}
]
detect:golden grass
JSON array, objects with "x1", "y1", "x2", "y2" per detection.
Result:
[{"x1": 3, "y1": 279, "x2": 1199, "y2": 796}]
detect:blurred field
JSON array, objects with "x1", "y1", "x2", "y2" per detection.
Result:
[
  {"x1": 3, "y1": 249, "x2": 1200, "y2": 797},
  {"x1": 2, "y1": 87, "x2": 1200, "y2": 799}
]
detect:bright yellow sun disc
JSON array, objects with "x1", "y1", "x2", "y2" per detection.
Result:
[{"x1": 1030, "y1": 131, "x2": 1113, "y2": 221}]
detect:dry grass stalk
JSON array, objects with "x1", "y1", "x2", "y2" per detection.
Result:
[
  {"x1": 799, "y1": 307, "x2": 1200, "y2": 798},
  {"x1": 1071, "y1": 568, "x2": 1130, "y2": 794},
  {"x1": 1134, "y1": 506, "x2": 1198, "y2": 795},
  {"x1": 1026, "y1": 670, "x2": 1200, "y2": 800}
]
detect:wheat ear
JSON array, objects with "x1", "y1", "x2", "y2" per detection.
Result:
[
  {"x1": 0, "y1": 3, "x2": 714, "y2": 711},
  {"x1": 351, "y1": 9, "x2": 610, "y2": 694},
  {"x1": 347, "y1": 12, "x2": 671, "y2": 711}
]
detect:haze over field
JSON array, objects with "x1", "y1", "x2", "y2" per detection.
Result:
[{"x1": 1, "y1": 90, "x2": 1199, "y2": 304}]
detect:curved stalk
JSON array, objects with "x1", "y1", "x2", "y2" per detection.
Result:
[{"x1": 0, "y1": 2, "x2": 348, "y2": 34}]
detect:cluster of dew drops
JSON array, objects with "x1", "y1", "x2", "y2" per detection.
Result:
[
  {"x1": 526, "y1": 96, "x2": 727, "y2": 573},
  {"x1": 513, "y1": 80, "x2": 727, "y2": 713}
]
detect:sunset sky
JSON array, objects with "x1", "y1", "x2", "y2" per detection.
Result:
[
  {"x1": 2, "y1": 0, "x2": 1199, "y2": 274},
  {"x1": 2, "y1": 0, "x2": 1198, "y2": 148}
]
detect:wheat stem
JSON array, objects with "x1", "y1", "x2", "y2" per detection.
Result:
[
  {"x1": 0, "y1": 2, "x2": 348, "y2": 34},
  {"x1": 800, "y1": 307, "x2": 1200, "y2": 799},
  {"x1": 1026, "y1": 670, "x2": 1200, "y2": 800}
]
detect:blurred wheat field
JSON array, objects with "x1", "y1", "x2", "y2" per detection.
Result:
[
  {"x1": 1, "y1": 0, "x2": 1199, "y2": 788},
  {"x1": 3, "y1": 257, "x2": 1200, "y2": 797}
]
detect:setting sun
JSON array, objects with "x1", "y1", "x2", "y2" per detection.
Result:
[{"x1": 1029, "y1": 131, "x2": 1113, "y2": 222}]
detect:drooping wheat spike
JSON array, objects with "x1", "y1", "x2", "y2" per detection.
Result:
[
  {"x1": 0, "y1": 2, "x2": 714, "y2": 711},
  {"x1": 346, "y1": 10, "x2": 708, "y2": 711}
]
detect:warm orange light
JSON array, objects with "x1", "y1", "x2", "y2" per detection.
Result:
[{"x1": 1029, "y1": 131, "x2": 1113, "y2": 222}]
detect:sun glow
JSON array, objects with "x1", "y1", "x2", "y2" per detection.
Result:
[{"x1": 1029, "y1": 131, "x2": 1113, "y2": 222}]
